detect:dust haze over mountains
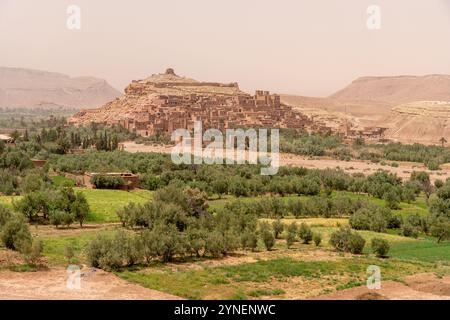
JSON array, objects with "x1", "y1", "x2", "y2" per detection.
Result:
[
  {"x1": 1, "y1": 0, "x2": 450, "y2": 96},
  {"x1": 0, "y1": 67, "x2": 120, "y2": 109}
]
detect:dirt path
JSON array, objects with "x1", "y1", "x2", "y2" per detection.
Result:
[
  {"x1": 123, "y1": 141, "x2": 450, "y2": 183},
  {"x1": 0, "y1": 267, "x2": 181, "y2": 300},
  {"x1": 313, "y1": 273, "x2": 450, "y2": 300}
]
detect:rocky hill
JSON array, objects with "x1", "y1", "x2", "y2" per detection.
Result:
[
  {"x1": 70, "y1": 69, "x2": 312, "y2": 135},
  {"x1": 380, "y1": 101, "x2": 450, "y2": 144},
  {"x1": 0, "y1": 67, "x2": 121, "y2": 109},
  {"x1": 281, "y1": 74, "x2": 450, "y2": 142},
  {"x1": 329, "y1": 74, "x2": 450, "y2": 105}
]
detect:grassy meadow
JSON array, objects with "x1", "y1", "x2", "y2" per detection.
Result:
[{"x1": 1, "y1": 181, "x2": 448, "y2": 300}]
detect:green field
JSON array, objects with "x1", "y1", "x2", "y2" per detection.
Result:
[
  {"x1": 75, "y1": 188, "x2": 153, "y2": 222},
  {"x1": 118, "y1": 255, "x2": 444, "y2": 300},
  {"x1": 115, "y1": 225, "x2": 449, "y2": 299},
  {"x1": 0, "y1": 188, "x2": 429, "y2": 224},
  {"x1": 38, "y1": 226, "x2": 120, "y2": 265},
  {"x1": 0, "y1": 188, "x2": 153, "y2": 223}
]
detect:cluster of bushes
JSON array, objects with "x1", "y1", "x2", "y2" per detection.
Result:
[
  {"x1": 88, "y1": 185, "x2": 333, "y2": 270},
  {"x1": 427, "y1": 181, "x2": 450, "y2": 243},
  {"x1": 349, "y1": 204, "x2": 401, "y2": 233},
  {"x1": 279, "y1": 129, "x2": 450, "y2": 169},
  {"x1": 279, "y1": 130, "x2": 341, "y2": 157},
  {"x1": 381, "y1": 143, "x2": 450, "y2": 169},
  {"x1": 13, "y1": 121, "x2": 135, "y2": 158},
  {"x1": 283, "y1": 222, "x2": 321, "y2": 248},
  {"x1": 0, "y1": 147, "x2": 52, "y2": 195},
  {"x1": 222, "y1": 195, "x2": 366, "y2": 219},
  {"x1": 91, "y1": 175, "x2": 125, "y2": 189},
  {"x1": 329, "y1": 226, "x2": 390, "y2": 257},
  {"x1": 51, "y1": 147, "x2": 425, "y2": 205},
  {"x1": 329, "y1": 227, "x2": 366, "y2": 254},
  {"x1": 0, "y1": 205, "x2": 43, "y2": 265},
  {"x1": 88, "y1": 185, "x2": 258, "y2": 269},
  {"x1": 13, "y1": 187, "x2": 89, "y2": 228}
]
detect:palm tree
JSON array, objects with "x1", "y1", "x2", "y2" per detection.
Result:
[{"x1": 439, "y1": 137, "x2": 447, "y2": 147}]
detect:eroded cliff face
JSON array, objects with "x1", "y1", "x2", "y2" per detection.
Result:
[
  {"x1": 382, "y1": 101, "x2": 450, "y2": 144},
  {"x1": 0, "y1": 67, "x2": 121, "y2": 109}
]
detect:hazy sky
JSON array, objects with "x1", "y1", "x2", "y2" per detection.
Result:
[{"x1": 1, "y1": 0, "x2": 450, "y2": 96}]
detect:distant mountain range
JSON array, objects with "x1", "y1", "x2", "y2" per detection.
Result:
[
  {"x1": 282, "y1": 74, "x2": 450, "y2": 144},
  {"x1": 329, "y1": 74, "x2": 450, "y2": 105},
  {"x1": 3, "y1": 66, "x2": 450, "y2": 144},
  {"x1": 0, "y1": 67, "x2": 121, "y2": 109}
]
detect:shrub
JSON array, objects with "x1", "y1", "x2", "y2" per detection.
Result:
[
  {"x1": 383, "y1": 189, "x2": 400, "y2": 209},
  {"x1": 86, "y1": 231, "x2": 143, "y2": 269},
  {"x1": 427, "y1": 160, "x2": 440, "y2": 171},
  {"x1": 313, "y1": 233, "x2": 322, "y2": 246},
  {"x1": 259, "y1": 222, "x2": 275, "y2": 251},
  {"x1": 50, "y1": 210, "x2": 74, "y2": 228},
  {"x1": 349, "y1": 206, "x2": 390, "y2": 233},
  {"x1": 272, "y1": 219, "x2": 284, "y2": 239},
  {"x1": 0, "y1": 216, "x2": 32, "y2": 251},
  {"x1": 329, "y1": 227, "x2": 365, "y2": 254},
  {"x1": 64, "y1": 244, "x2": 76, "y2": 264},
  {"x1": 0, "y1": 205, "x2": 13, "y2": 227},
  {"x1": 434, "y1": 179, "x2": 444, "y2": 189},
  {"x1": 348, "y1": 233, "x2": 366, "y2": 254},
  {"x1": 402, "y1": 222, "x2": 419, "y2": 238},
  {"x1": 429, "y1": 217, "x2": 450, "y2": 243},
  {"x1": 71, "y1": 192, "x2": 90, "y2": 227},
  {"x1": 371, "y1": 238, "x2": 390, "y2": 258},
  {"x1": 91, "y1": 175, "x2": 125, "y2": 189},
  {"x1": 349, "y1": 209, "x2": 371, "y2": 230},
  {"x1": 205, "y1": 231, "x2": 226, "y2": 257},
  {"x1": 140, "y1": 174, "x2": 165, "y2": 190},
  {"x1": 240, "y1": 230, "x2": 258, "y2": 251},
  {"x1": 149, "y1": 224, "x2": 187, "y2": 262},
  {"x1": 298, "y1": 223, "x2": 313, "y2": 244},
  {"x1": 286, "y1": 223, "x2": 297, "y2": 248},
  {"x1": 387, "y1": 214, "x2": 402, "y2": 229},
  {"x1": 20, "y1": 240, "x2": 44, "y2": 265},
  {"x1": 329, "y1": 227, "x2": 352, "y2": 252}
]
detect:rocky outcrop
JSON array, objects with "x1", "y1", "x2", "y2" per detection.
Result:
[
  {"x1": 0, "y1": 67, "x2": 121, "y2": 109},
  {"x1": 381, "y1": 101, "x2": 450, "y2": 144},
  {"x1": 70, "y1": 69, "x2": 312, "y2": 135}
]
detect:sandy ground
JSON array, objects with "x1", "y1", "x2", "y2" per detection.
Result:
[
  {"x1": 123, "y1": 141, "x2": 450, "y2": 183},
  {"x1": 0, "y1": 267, "x2": 181, "y2": 300},
  {"x1": 313, "y1": 273, "x2": 450, "y2": 300},
  {"x1": 165, "y1": 246, "x2": 347, "y2": 272}
]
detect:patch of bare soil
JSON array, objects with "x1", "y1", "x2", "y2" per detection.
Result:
[
  {"x1": 0, "y1": 249, "x2": 24, "y2": 267},
  {"x1": 404, "y1": 273, "x2": 450, "y2": 297},
  {"x1": 0, "y1": 267, "x2": 182, "y2": 300},
  {"x1": 249, "y1": 275, "x2": 350, "y2": 300},
  {"x1": 312, "y1": 273, "x2": 450, "y2": 300},
  {"x1": 30, "y1": 223, "x2": 119, "y2": 237},
  {"x1": 166, "y1": 245, "x2": 347, "y2": 272}
]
